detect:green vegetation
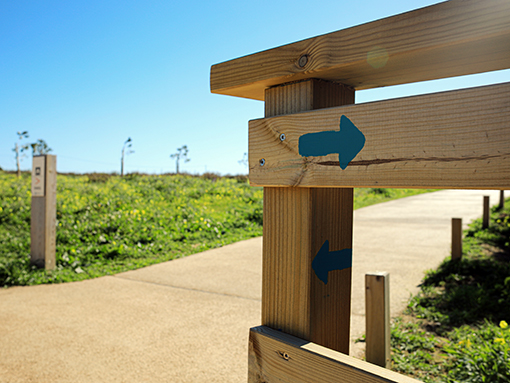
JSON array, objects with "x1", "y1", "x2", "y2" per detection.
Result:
[
  {"x1": 391, "y1": 200, "x2": 510, "y2": 382},
  {"x1": 0, "y1": 171, "x2": 435, "y2": 287},
  {"x1": 0, "y1": 172, "x2": 262, "y2": 286},
  {"x1": 353, "y1": 188, "x2": 437, "y2": 210}
]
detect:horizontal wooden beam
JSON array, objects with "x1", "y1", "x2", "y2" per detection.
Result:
[
  {"x1": 249, "y1": 82, "x2": 510, "y2": 189},
  {"x1": 210, "y1": 0, "x2": 510, "y2": 101},
  {"x1": 248, "y1": 326, "x2": 421, "y2": 383}
]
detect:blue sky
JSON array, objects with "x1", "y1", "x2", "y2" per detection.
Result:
[{"x1": 1, "y1": 0, "x2": 509, "y2": 175}]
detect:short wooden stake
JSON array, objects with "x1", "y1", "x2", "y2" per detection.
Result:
[
  {"x1": 451, "y1": 218, "x2": 463, "y2": 260},
  {"x1": 499, "y1": 190, "x2": 505, "y2": 210},
  {"x1": 30, "y1": 155, "x2": 57, "y2": 270},
  {"x1": 482, "y1": 196, "x2": 490, "y2": 229},
  {"x1": 365, "y1": 272, "x2": 390, "y2": 369}
]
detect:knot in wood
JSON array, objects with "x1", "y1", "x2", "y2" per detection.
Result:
[{"x1": 298, "y1": 54, "x2": 308, "y2": 68}]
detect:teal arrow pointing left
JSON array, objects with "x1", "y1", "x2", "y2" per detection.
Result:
[
  {"x1": 312, "y1": 240, "x2": 352, "y2": 285},
  {"x1": 298, "y1": 115, "x2": 365, "y2": 169}
]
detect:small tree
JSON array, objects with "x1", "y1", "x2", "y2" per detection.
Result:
[
  {"x1": 30, "y1": 139, "x2": 53, "y2": 155},
  {"x1": 121, "y1": 137, "x2": 134, "y2": 177},
  {"x1": 170, "y1": 145, "x2": 190, "y2": 174},
  {"x1": 13, "y1": 131, "x2": 29, "y2": 178}
]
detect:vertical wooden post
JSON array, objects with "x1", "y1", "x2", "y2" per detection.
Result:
[
  {"x1": 365, "y1": 272, "x2": 390, "y2": 368},
  {"x1": 451, "y1": 218, "x2": 462, "y2": 260},
  {"x1": 31, "y1": 155, "x2": 57, "y2": 270},
  {"x1": 260, "y1": 79, "x2": 355, "y2": 353},
  {"x1": 499, "y1": 190, "x2": 505, "y2": 210},
  {"x1": 482, "y1": 196, "x2": 490, "y2": 229}
]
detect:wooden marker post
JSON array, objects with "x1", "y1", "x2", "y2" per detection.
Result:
[
  {"x1": 365, "y1": 272, "x2": 390, "y2": 368},
  {"x1": 483, "y1": 196, "x2": 490, "y2": 229},
  {"x1": 31, "y1": 155, "x2": 57, "y2": 270},
  {"x1": 451, "y1": 218, "x2": 463, "y2": 260},
  {"x1": 260, "y1": 79, "x2": 355, "y2": 354}
]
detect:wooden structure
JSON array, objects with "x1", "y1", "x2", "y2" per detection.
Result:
[
  {"x1": 483, "y1": 196, "x2": 491, "y2": 229},
  {"x1": 365, "y1": 272, "x2": 390, "y2": 368},
  {"x1": 211, "y1": 0, "x2": 510, "y2": 381},
  {"x1": 451, "y1": 218, "x2": 463, "y2": 261},
  {"x1": 31, "y1": 155, "x2": 57, "y2": 270}
]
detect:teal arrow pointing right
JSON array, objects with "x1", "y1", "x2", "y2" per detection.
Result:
[{"x1": 298, "y1": 115, "x2": 365, "y2": 169}]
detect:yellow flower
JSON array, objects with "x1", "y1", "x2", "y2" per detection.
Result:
[
  {"x1": 495, "y1": 338, "x2": 506, "y2": 345},
  {"x1": 500, "y1": 320, "x2": 508, "y2": 329}
]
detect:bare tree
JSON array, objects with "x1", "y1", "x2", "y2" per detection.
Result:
[
  {"x1": 13, "y1": 131, "x2": 29, "y2": 178},
  {"x1": 170, "y1": 145, "x2": 190, "y2": 174},
  {"x1": 238, "y1": 152, "x2": 248, "y2": 168},
  {"x1": 121, "y1": 137, "x2": 134, "y2": 177}
]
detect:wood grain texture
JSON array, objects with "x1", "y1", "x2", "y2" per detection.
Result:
[
  {"x1": 261, "y1": 80, "x2": 354, "y2": 354},
  {"x1": 365, "y1": 273, "x2": 390, "y2": 368},
  {"x1": 30, "y1": 155, "x2": 57, "y2": 270},
  {"x1": 265, "y1": 80, "x2": 354, "y2": 117},
  {"x1": 262, "y1": 187, "x2": 353, "y2": 351},
  {"x1": 211, "y1": 0, "x2": 510, "y2": 101},
  {"x1": 249, "y1": 82, "x2": 510, "y2": 189},
  {"x1": 248, "y1": 326, "x2": 422, "y2": 383}
]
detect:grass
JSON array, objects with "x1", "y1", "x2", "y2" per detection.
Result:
[
  {"x1": 389, "y1": 199, "x2": 510, "y2": 383},
  {"x1": 354, "y1": 187, "x2": 438, "y2": 210},
  {"x1": 0, "y1": 170, "x2": 436, "y2": 287}
]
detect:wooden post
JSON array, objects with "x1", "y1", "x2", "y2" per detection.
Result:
[
  {"x1": 451, "y1": 218, "x2": 463, "y2": 260},
  {"x1": 261, "y1": 79, "x2": 355, "y2": 355},
  {"x1": 499, "y1": 190, "x2": 505, "y2": 210},
  {"x1": 365, "y1": 272, "x2": 390, "y2": 368},
  {"x1": 482, "y1": 196, "x2": 490, "y2": 229},
  {"x1": 30, "y1": 155, "x2": 57, "y2": 270}
]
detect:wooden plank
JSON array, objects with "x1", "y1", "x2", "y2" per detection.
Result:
[
  {"x1": 211, "y1": 0, "x2": 510, "y2": 101},
  {"x1": 249, "y1": 82, "x2": 510, "y2": 189},
  {"x1": 248, "y1": 326, "x2": 422, "y2": 383},
  {"x1": 365, "y1": 273, "x2": 390, "y2": 368},
  {"x1": 261, "y1": 80, "x2": 354, "y2": 354},
  {"x1": 451, "y1": 218, "x2": 463, "y2": 261}
]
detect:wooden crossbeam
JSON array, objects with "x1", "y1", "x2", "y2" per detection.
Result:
[
  {"x1": 211, "y1": 0, "x2": 510, "y2": 101},
  {"x1": 249, "y1": 82, "x2": 510, "y2": 189},
  {"x1": 249, "y1": 326, "x2": 422, "y2": 383}
]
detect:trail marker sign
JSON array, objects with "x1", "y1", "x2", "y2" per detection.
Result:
[
  {"x1": 31, "y1": 155, "x2": 57, "y2": 270},
  {"x1": 32, "y1": 156, "x2": 45, "y2": 197}
]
